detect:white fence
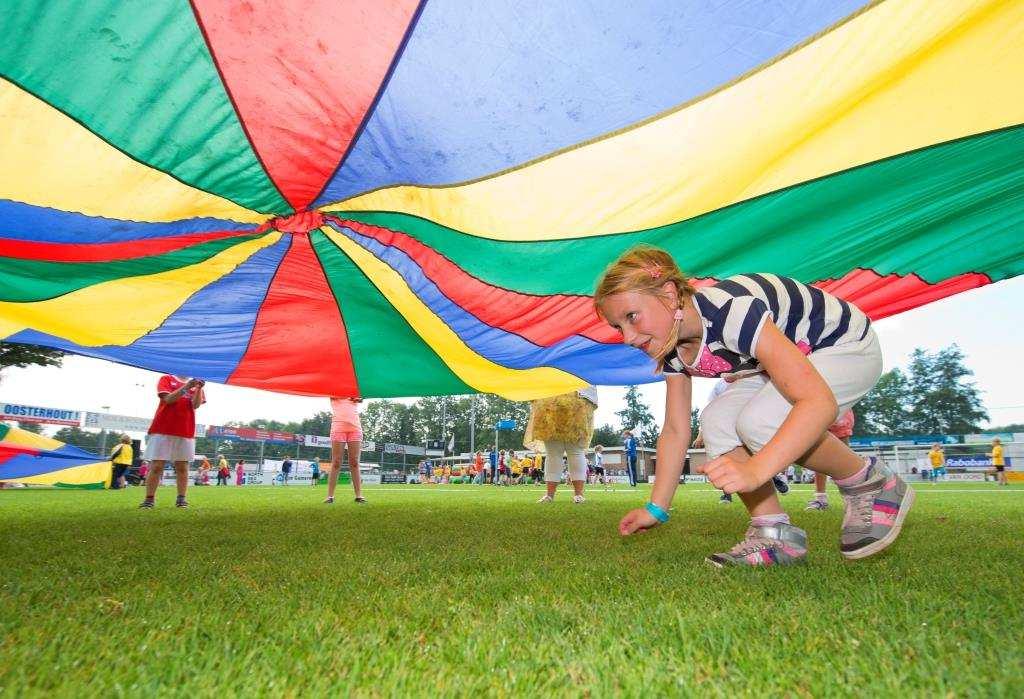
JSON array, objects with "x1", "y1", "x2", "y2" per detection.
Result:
[{"x1": 852, "y1": 442, "x2": 1020, "y2": 478}]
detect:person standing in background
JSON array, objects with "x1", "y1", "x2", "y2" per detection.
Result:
[
  {"x1": 927, "y1": 444, "x2": 946, "y2": 483},
  {"x1": 623, "y1": 430, "x2": 638, "y2": 487},
  {"x1": 990, "y1": 438, "x2": 1007, "y2": 486},
  {"x1": 326, "y1": 397, "x2": 366, "y2": 504},
  {"x1": 139, "y1": 375, "x2": 205, "y2": 509},
  {"x1": 109, "y1": 436, "x2": 133, "y2": 490},
  {"x1": 527, "y1": 386, "x2": 598, "y2": 504}
]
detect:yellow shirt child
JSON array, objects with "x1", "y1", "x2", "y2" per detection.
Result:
[{"x1": 110, "y1": 441, "x2": 133, "y2": 465}]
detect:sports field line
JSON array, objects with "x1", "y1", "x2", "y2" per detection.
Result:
[{"x1": 354, "y1": 489, "x2": 1024, "y2": 495}]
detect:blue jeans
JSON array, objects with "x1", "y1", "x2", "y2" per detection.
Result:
[{"x1": 626, "y1": 455, "x2": 637, "y2": 486}]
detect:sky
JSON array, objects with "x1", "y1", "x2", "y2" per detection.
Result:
[{"x1": 1, "y1": 276, "x2": 1021, "y2": 438}]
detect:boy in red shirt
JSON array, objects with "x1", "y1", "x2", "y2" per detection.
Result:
[{"x1": 139, "y1": 375, "x2": 205, "y2": 509}]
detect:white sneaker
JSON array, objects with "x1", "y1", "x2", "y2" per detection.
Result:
[
  {"x1": 572, "y1": 495, "x2": 585, "y2": 504},
  {"x1": 537, "y1": 495, "x2": 553, "y2": 503}
]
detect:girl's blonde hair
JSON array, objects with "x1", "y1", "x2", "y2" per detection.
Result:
[{"x1": 593, "y1": 245, "x2": 696, "y2": 371}]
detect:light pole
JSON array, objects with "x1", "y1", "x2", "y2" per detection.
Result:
[
  {"x1": 440, "y1": 396, "x2": 447, "y2": 456},
  {"x1": 98, "y1": 405, "x2": 111, "y2": 456},
  {"x1": 469, "y1": 395, "x2": 476, "y2": 453}
]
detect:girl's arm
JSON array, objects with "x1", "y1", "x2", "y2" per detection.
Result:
[
  {"x1": 619, "y1": 372, "x2": 692, "y2": 535},
  {"x1": 192, "y1": 385, "x2": 205, "y2": 409},
  {"x1": 704, "y1": 322, "x2": 836, "y2": 493}
]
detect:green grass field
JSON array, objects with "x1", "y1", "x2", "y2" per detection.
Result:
[{"x1": 2, "y1": 482, "x2": 1022, "y2": 696}]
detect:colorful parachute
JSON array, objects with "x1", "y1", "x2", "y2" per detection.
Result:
[
  {"x1": 1, "y1": 1, "x2": 1022, "y2": 399},
  {"x1": 0, "y1": 424, "x2": 111, "y2": 489}
]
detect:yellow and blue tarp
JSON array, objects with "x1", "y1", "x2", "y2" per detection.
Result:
[{"x1": 0, "y1": 424, "x2": 111, "y2": 489}]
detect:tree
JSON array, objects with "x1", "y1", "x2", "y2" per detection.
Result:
[
  {"x1": 690, "y1": 408, "x2": 700, "y2": 437},
  {"x1": 300, "y1": 411, "x2": 332, "y2": 439},
  {"x1": 616, "y1": 386, "x2": 658, "y2": 447},
  {"x1": 853, "y1": 369, "x2": 910, "y2": 436},
  {"x1": 16, "y1": 421, "x2": 42, "y2": 434},
  {"x1": 852, "y1": 345, "x2": 987, "y2": 437},
  {"x1": 0, "y1": 343, "x2": 63, "y2": 373},
  {"x1": 906, "y1": 345, "x2": 987, "y2": 434},
  {"x1": 412, "y1": 396, "x2": 458, "y2": 451},
  {"x1": 467, "y1": 394, "x2": 530, "y2": 454},
  {"x1": 591, "y1": 423, "x2": 619, "y2": 447},
  {"x1": 52, "y1": 426, "x2": 103, "y2": 453},
  {"x1": 361, "y1": 400, "x2": 418, "y2": 447}
]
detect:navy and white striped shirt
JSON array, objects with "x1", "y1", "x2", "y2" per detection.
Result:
[{"x1": 663, "y1": 274, "x2": 871, "y2": 379}]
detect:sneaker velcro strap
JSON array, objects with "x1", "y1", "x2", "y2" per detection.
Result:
[{"x1": 753, "y1": 524, "x2": 807, "y2": 548}]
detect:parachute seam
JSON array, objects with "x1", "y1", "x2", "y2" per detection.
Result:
[
  {"x1": 187, "y1": 0, "x2": 293, "y2": 215},
  {"x1": 0, "y1": 233, "x2": 267, "y2": 304},
  {"x1": 326, "y1": 220, "x2": 616, "y2": 380},
  {"x1": 0, "y1": 230, "x2": 257, "y2": 262},
  {"x1": 0, "y1": 74, "x2": 272, "y2": 217},
  {"x1": 0, "y1": 196, "x2": 259, "y2": 236},
  {"x1": 309, "y1": 0, "x2": 430, "y2": 209},
  {"x1": 306, "y1": 227, "x2": 361, "y2": 397},
  {"x1": 326, "y1": 215, "x2": 589, "y2": 302},
  {"x1": 324, "y1": 214, "x2": 617, "y2": 346},
  {"x1": 315, "y1": 0, "x2": 890, "y2": 208},
  {"x1": 224, "y1": 233, "x2": 296, "y2": 384},
  {"x1": 317, "y1": 218, "x2": 1003, "y2": 329},
  {"x1": 316, "y1": 223, "x2": 473, "y2": 397},
  {"x1": 327, "y1": 121, "x2": 1024, "y2": 245},
  {"x1": 325, "y1": 221, "x2": 529, "y2": 389}
]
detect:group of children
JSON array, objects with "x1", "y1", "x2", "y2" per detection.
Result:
[
  {"x1": 187, "y1": 455, "x2": 242, "y2": 486},
  {"x1": 923, "y1": 439, "x2": 1009, "y2": 485},
  {"x1": 420, "y1": 450, "x2": 545, "y2": 485}
]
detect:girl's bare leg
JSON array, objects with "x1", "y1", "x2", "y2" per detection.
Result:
[
  {"x1": 327, "y1": 441, "x2": 342, "y2": 499},
  {"x1": 145, "y1": 460, "x2": 166, "y2": 498},
  {"x1": 814, "y1": 471, "x2": 827, "y2": 495},
  {"x1": 173, "y1": 461, "x2": 189, "y2": 497},
  {"x1": 796, "y1": 433, "x2": 863, "y2": 480},
  {"x1": 722, "y1": 447, "x2": 785, "y2": 517},
  {"x1": 348, "y1": 440, "x2": 363, "y2": 499}
]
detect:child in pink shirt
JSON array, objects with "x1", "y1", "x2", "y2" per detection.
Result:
[{"x1": 325, "y1": 397, "x2": 366, "y2": 504}]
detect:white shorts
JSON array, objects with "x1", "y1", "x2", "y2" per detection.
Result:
[
  {"x1": 700, "y1": 330, "x2": 882, "y2": 459},
  {"x1": 143, "y1": 434, "x2": 196, "y2": 463}
]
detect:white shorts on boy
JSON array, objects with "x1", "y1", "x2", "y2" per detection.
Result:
[
  {"x1": 700, "y1": 330, "x2": 882, "y2": 459},
  {"x1": 143, "y1": 434, "x2": 196, "y2": 463}
]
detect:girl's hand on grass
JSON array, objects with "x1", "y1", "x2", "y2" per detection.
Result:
[
  {"x1": 700, "y1": 455, "x2": 764, "y2": 494},
  {"x1": 619, "y1": 507, "x2": 659, "y2": 536}
]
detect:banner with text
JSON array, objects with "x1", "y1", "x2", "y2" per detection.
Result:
[
  {"x1": 206, "y1": 425, "x2": 296, "y2": 444},
  {"x1": 2, "y1": 402, "x2": 81, "y2": 426}
]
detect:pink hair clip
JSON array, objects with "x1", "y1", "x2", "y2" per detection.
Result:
[
  {"x1": 647, "y1": 265, "x2": 662, "y2": 279},
  {"x1": 673, "y1": 309, "x2": 684, "y2": 321}
]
